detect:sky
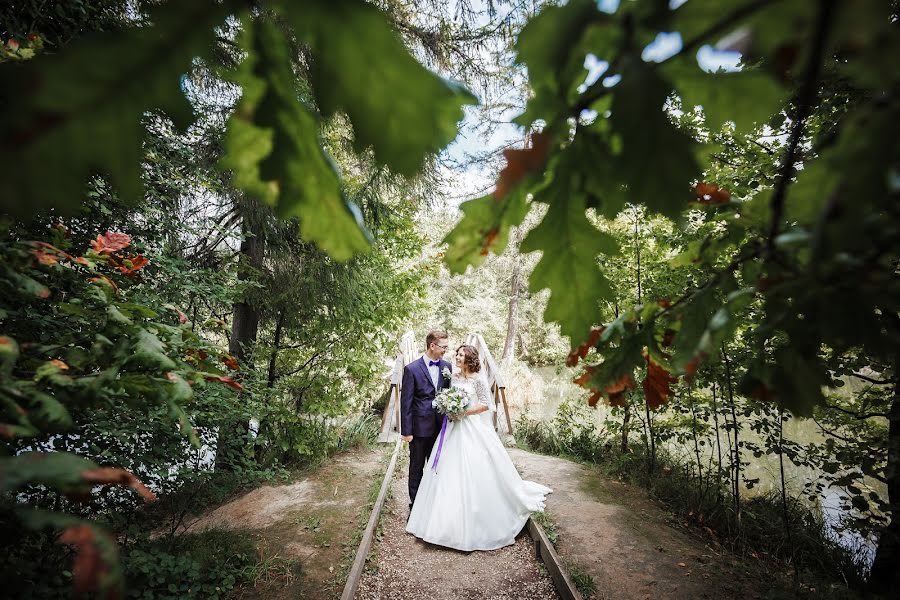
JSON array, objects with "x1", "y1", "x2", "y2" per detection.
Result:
[{"x1": 439, "y1": 0, "x2": 744, "y2": 204}]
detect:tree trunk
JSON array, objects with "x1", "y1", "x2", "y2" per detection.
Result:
[
  {"x1": 267, "y1": 309, "x2": 285, "y2": 389},
  {"x1": 870, "y1": 350, "x2": 900, "y2": 591},
  {"x1": 621, "y1": 399, "x2": 631, "y2": 453},
  {"x1": 501, "y1": 253, "x2": 521, "y2": 363},
  {"x1": 229, "y1": 211, "x2": 264, "y2": 361},
  {"x1": 217, "y1": 202, "x2": 265, "y2": 471}
]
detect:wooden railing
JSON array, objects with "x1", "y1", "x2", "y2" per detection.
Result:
[{"x1": 379, "y1": 331, "x2": 512, "y2": 442}]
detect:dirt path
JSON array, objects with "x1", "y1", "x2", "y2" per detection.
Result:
[
  {"x1": 355, "y1": 450, "x2": 560, "y2": 600},
  {"x1": 509, "y1": 448, "x2": 794, "y2": 600},
  {"x1": 181, "y1": 445, "x2": 391, "y2": 599}
]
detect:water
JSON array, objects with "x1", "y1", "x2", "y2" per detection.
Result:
[{"x1": 518, "y1": 365, "x2": 883, "y2": 566}]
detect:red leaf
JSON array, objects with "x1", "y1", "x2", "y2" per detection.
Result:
[
  {"x1": 694, "y1": 182, "x2": 731, "y2": 205},
  {"x1": 115, "y1": 255, "x2": 148, "y2": 276},
  {"x1": 587, "y1": 389, "x2": 603, "y2": 407},
  {"x1": 90, "y1": 231, "x2": 131, "y2": 255},
  {"x1": 685, "y1": 351, "x2": 709, "y2": 380},
  {"x1": 204, "y1": 374, "x2": 243, "y2": 391},
  {"x1": 572, "y1": 366, "x2": 595, "y2": 386},
  {"x1": 643, "y1": 355, "x2": 679, "y2": 409},
  {"x1": 566, "y1": 326, "x2": 605, "y2": 367},
  {"x1": 221, "y1": 354, "x2": 240, "y2": 371},
  {"x1": 81, "y1": 468, "x2": 157, "y2": 502},
  {"x1": 606, "y1": 373, "x2": 636, "y2": 407},
  {"x1": 58, "y1": 526, "x2": 109, "y2": 595},
  {"x1": 495, "y1": 132, "x2": 549, "y2": 199}
]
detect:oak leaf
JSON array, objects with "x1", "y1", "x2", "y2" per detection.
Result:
[
  {"x1": 643, "y1": 355, "x2": 678, "y2": 409},
  {"x1": 81, "y1": 467, "x2": 156, "y2": 502},
  {"x1": 566, "y1": 326, "x2": 605, "y2": 367},
  {"x1": 204, "y1": 374, "x2": 244, "y2": 391},
  {"x1": 114, "y1": 254, "x2": 149, "y2": 275},
  {"x1": 57, "y1": 525, "x2": 113, "y2": 597},
  {"x1": 89, "y1": 231, "x2": 131, "y2": 255},
  {"x1": 694, "y1": 182, "x2": 731, "y2": 205},
  {"x1": 221, "y1": 354, "x2": 240, "y2": 370},
  {"x1": 495, "y1": 132, "x2": 548, "y2": 199},
  {"x1": 606, "y1": 373, "x2": 636, "y2": 407}
]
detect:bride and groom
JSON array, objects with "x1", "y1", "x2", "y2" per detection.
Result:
[{"x1": 400, "y1": 330, "x2": 551, "y2": 552}]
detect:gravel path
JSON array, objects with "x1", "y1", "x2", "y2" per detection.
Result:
[{"x1": 355, "y1": 450, "x2": 561, "y2": 600}]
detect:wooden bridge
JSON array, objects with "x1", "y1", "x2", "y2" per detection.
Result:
[{"x1": 377, "y1": 331, "x2": 513, "y2": 443}]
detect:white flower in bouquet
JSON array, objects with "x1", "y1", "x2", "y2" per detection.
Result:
[{"x1": 432, "y1": 387, "x2": 469, "y2": 421}]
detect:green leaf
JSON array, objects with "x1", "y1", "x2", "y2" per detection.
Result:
[
  {"x1": 0, "y1": 336, "x2": 18, "y2": 377},
  {"x1": 0, "y1": 1, "x2": 232, "y2": 215},
  {"x1": 442, "y1": 191, "x2": 531, "y2": 274},
  {"x1": 279, "y1": 0, "x2": 477, "y2": 176},
  {"x1": 520, "y1": 194, "x2": 618, "y2": 345},
  {"x1": 609, "y1": 55, "x2": 701, "y2": 219},
  {"x1": 671, "y1": 286, "x2": 718, "y2": 370},
  {"x1": 130, "y1": 329, "x2": 176, "y2": 371},
  {"x1": 514, "y1": 0, "x2": 611, "y2": 127},
  {"x1": 665, "y1": 60, "x2": 786, "y2": 134},
  {"x1": 222, "y1": 18, "x2": 370, "y2": 261},
  {"x1": 0, "y1": 452, "x2": 96, "y2": 494}
]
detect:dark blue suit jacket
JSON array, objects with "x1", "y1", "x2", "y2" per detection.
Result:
[{"x1": 400, "y1": 356, "x2": 452, "y2": 437}]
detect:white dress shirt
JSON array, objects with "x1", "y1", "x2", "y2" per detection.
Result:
[{"x1": 421, "y1": 354, "x2": 439, "y2": 389}]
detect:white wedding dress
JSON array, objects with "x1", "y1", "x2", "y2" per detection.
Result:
[{"x1": 405, "y1": 373, "x2": 552, "y2": 551}]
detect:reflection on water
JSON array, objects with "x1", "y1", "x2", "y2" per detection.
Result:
[{"x1": 521, "y1": 365, "x2": 882, "y2": 566}]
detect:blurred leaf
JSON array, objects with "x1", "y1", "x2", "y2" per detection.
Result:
[
  {"x1": 279, "y1": 0, "x2": 477, "y2": 176},
  {"x1": 520, "y1": 194, "x2": 619, "y2": 345},
  {"x1": 0, "y1": 1, "x2": 231, "y2": 214}
]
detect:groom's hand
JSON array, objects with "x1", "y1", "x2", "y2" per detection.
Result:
[{"x1": 401, "y1": 435, "x2": 413, "y2": 443}]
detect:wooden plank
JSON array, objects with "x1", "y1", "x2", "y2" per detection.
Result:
[
  {"x1": 340, "y1": 438, "x2": 402, "y2": 600},
  {"x1": 526, "y1": 517, "x2": 583, "y2": 600}
]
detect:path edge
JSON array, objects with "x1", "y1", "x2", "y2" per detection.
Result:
[
  {"x1": 340, "y1": 438, "x2": 402, "y2": 600},
  {"x1": 527, "y1": 516, "x2": 584, "y2": 600}
]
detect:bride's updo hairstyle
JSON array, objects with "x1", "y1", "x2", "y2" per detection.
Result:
[{"x1": 457, "y1": 344, "x2": 481, "y2": 374}]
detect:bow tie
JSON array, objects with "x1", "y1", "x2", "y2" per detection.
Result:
[{"x1": 428, "y1": 360, "x2": 440, "y2": 367}]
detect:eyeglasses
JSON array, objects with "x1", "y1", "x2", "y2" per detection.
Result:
[{"x1": 433, "y1": 343, "x2": 449, "y2": 350}]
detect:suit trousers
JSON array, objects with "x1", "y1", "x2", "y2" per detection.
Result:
[{"x1": 408, "y1": 432, "x2": 438, "y2": 507}]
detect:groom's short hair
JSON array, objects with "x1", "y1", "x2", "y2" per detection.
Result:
[{"x1": 425, "y1": 330, "x2": 448, "y2": 350}]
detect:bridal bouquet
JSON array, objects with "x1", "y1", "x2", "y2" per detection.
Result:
[{"x1": 432, "y1": 387, "x2": 469, "y2": 421}]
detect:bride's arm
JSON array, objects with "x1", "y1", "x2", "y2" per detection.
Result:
[{"x1": 464, "y1": 378, "x2": 493, "y2": 416}]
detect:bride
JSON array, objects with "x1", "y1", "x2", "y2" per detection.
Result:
[{"x1": 406, "y1": 344, "x2": 551, "y2": 551}]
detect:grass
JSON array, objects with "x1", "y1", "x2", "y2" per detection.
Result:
[
  {"x1": 515, "y1": 413, "x2": 871, "y2": 596},
  {"x1": 334, "y1": 442, "x2": 400, "y2": 587},
  {"x1": 531, "y1": 511, "x2": 559, "y2": 544},
  {"x1": 567, "y1": 561, "x2": 597, "y2": 599}
]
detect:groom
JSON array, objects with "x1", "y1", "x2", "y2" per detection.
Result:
[{"x1": 400, "y1": 330, "x2": 452, "y2": 511}]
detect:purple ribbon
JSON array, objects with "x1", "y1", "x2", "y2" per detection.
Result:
[{"x1": 431, "y1": 415, "x2": 449, "y2": 472}]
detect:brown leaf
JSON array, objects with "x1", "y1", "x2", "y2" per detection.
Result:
[
  {"x1": 49, "y1": 359, "x2": 69, "y2": 370},
  {"x1": 81, "y1": 468, "x2": 156, "y2": 502},
  {"x1": 684, "y1": 351, "x2": 709, "y2": 380},
  {"x1": 643, "y1": 355, "x2": 678, "y2": 409},
  {"x1": 606, "y1": 373, "x2": 636, "y2": 407},
  {"x1": 115, "y1": 255, "x2": 148, "y2": 276},
  {"x1": 572, "y1": 366, "x2": 595, "y2": 387},
  {"x1": 661, "y1": 329, "x2": 676, "y2": 348},
  {"x1": 57, "y1": 525, "x2": 113, "y2": 596},
  {"x1": 694, "y1": 182, "x2": 731, "y2": 205},
  {"x1": 566, "y1": 326, "x2": 606, "y2": 367},
  {"x1": 221, "y1": 354, "x2": 240, "y2": 371},
  {"x1": 495, "y1": 132, "x2": 549, "y2": 199},
  {"x1": 204, "y1": 374, "x2": 244, "y2": 392},
  {"x1": 90, "y1": 231, "x2": 131, "y2": 255},
  {"x1": 587, "y1": 389, "x2": 603, "y2": 407}
]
